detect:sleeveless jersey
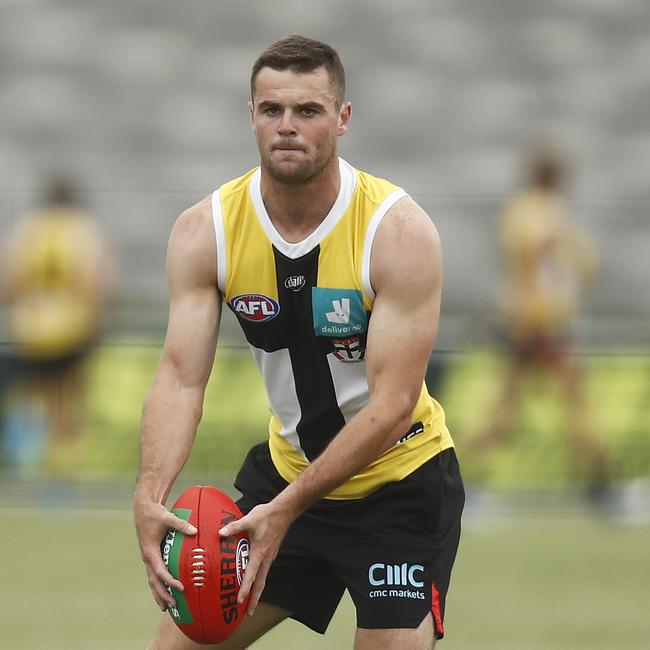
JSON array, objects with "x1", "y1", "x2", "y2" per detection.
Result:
[{"x1": 212, "y1": 158, "x2": 454, "y2": 499}]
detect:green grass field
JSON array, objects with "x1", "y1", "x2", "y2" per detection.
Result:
[
  {"x1": 4, "y1": 508, "x2": 649, "y2": 649},
  {"x1": 2, "y1": 343, "x2": 649, "y2": 648}
]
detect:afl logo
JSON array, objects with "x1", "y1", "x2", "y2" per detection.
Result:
[
  {"x1": 231, "y1": 294, "x2": 280, "y2": 322},
  {"x1": 236, "y1": 538, "x2": 249, "y2": 586}
]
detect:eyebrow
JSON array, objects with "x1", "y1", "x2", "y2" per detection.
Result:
[{"x1": 255, "y1": 99, "x2": 328, "y2": 111}]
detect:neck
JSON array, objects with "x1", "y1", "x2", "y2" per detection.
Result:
[{"x1": 260, "y1": 157, "x2": 341, "y2": 243}]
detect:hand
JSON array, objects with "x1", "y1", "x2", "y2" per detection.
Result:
[
  {"x1": 219, "y1": 501, "x2": 293, "y2": 616},
  {"x1": 133, "y1": 496, "x2": 198, "y2": 611}
]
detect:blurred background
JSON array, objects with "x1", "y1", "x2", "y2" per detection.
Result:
[{"x1": 1, "y1": 1, "x2": 649, "y2": 648}]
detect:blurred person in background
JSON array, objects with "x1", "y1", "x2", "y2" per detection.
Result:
[
  {"x1": 134, "y1": 35, "x2": 463, "y2": 649},
  {"x1": 0, "y1": 174, "x2": 115, "y2": 476},
  {"x1": 466, "y1": 145, "x2": 611, "y2": 502}
]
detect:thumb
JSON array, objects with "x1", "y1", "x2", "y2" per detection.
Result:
[{"x1": 219, "y1": 517, "x2": 245, "y2": 537}]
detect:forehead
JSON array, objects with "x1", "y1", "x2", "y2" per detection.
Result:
[{"x1": 253, "y1": 67, "x2": 337, "y2": 105}]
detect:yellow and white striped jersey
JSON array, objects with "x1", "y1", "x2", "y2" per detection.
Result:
[{"x1": 212, "y1": 158, "x2": 453, "y2": 499}]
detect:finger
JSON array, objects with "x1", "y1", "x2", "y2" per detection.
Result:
[
  {"x1": 236, "y1": 552, "x2": 261, "y2": 605},
  {"x1": 247, "y1": 562, "x2": 270, "y2": 616},
  {"x1": 145, "y1": 549, "x2": 185, "y2": 593},
  {"x1": 219, "y1": 517, "x2": 245, "y2": 537},
  {"x1": 167, "y1": 512, "x2": 197, "y2": 536},
  {"x1": 155, "y1": 564, "x2": 185, "y2": 594},
  {"x1": 148, "y1": 571, "x2": 175, "y2": 611},
  {"x1": 151, "y1": 585, "x2": 167, "y2": 612}
]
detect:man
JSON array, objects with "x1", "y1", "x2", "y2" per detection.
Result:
[
  {"x1": 0, "y1": 175, "x2": 113, "y2": 475},
  {"x1": 134, "y1": 36, "x2": 464, "y2": 649},
  {"x1": 467, "y1": 146, "x2": 609, "y2": 498}
]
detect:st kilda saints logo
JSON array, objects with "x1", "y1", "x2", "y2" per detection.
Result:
[
  {"x1": 332, "y1": 335, "x2": 365, "y2": 362},
  {"x1": 230, "y1": 294, "x2": 280, "y2": 322}
]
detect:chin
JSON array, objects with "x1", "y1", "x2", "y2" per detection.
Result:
[{"x1": 266, "y1": 160, "x2": 315, "y2": 185}]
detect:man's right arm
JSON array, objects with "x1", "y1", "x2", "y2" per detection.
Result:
[{"x1": 133, "y1": 197, "x2": 220, "y2": 611}]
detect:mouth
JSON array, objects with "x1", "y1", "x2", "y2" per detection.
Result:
[{"x1": 272, "y1": 144, "x2": 305, "y2": 152}]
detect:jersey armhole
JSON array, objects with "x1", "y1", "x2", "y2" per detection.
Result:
[
  {"x1": 211, "y1": 188, "x2": 227, "y2": 294},
  {"x1": 361, "y1": 189, "x2": 408, "y2": 300}
]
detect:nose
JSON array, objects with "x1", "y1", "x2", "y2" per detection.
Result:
[{"x1": 278, "y1": 110, "x2": 297, "y2": 136}]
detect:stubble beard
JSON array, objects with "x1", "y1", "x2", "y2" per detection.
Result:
[{"x1": 261, "y1": 141, "x2": 337, "y2": 186}]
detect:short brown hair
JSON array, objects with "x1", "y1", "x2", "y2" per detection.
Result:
[{"x1": 250, "y1": 35, "x2": 346, "y2": 106}]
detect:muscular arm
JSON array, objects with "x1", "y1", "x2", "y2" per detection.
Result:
[
  {"x1": 134, "y1": 197, "x2": 220, "y2": 610},
  {"x1": 224, "y1": 196, "x2": 443, "y2": 610}
]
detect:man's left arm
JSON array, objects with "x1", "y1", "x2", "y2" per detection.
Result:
[{"x1": 222, "y1": 197, "x2": 442, "y2": 613}]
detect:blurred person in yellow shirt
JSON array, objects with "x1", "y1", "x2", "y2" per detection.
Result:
[
  {"x1": 468, "y1": 147, "x2": 610, "y2": 500},
  {"x1": 0, "y1": 175, "x2": 115, "y2": 475},
  {"x1": 500, "y1": 152, "x2": 598, "y2": 350}
]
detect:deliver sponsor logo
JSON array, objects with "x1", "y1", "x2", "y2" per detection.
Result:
[{"x1": 312, "y1": 288, "x2": 367, "y2": 337}]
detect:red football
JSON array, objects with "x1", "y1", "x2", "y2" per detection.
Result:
[{"x1": 161, "y1": 485, "x2": 250, "y2": 644}]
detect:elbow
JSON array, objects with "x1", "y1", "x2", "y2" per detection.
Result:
[
  {"x1": 393, "y1": 401, "x2": 416, "y2": 438},
  {"x1": 395, "y1": 383, "x2": 422, "y2": 423},
  {"x1": 372, "y1": 389, "x2": 420, "y2": 442},
  {"x1": 146, "y1": 367, "x2": 206, "y2": 422}
]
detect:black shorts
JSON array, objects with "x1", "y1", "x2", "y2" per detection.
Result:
[
  {"x1": 0, "y1": 343, "x2": 93, "y2": 380},
  {"x1": 235, "y1": 443, "x2": 464, "y2": 639}
]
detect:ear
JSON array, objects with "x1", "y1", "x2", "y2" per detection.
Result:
[
  {"x1": 248, "y1": 101, "x2": 255, "y2": 132},
  {"x1": 337, "y1": 101, "x2": 352, "y2": 137}
]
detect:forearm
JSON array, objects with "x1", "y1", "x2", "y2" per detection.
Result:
[
  {"x1": 273, "y1": 397, "x2": 411, "y2": 517},
  {"x1": 135, "y1": 378, "x2": 204, "y2": 505}
]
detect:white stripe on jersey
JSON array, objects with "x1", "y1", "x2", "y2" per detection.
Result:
[
  {"x1": 326, "y1": 353, "x2": 370, "y2": 423},
  {"x1": 210, "y1": 188, "x2": 227, "y2": 294},
  {"x1": 249, "y1": 345, "x2": 306, "y2": 458},
  {"x1": 361, "y1": 189, "x2": 409, "y2": 300},
  {"x1": 249, "y1": 348, "x2": 370, "y2": 454}
]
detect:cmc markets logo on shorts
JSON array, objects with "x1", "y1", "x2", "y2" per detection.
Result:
[
  {"x1": 367, "y1": 562, "x2": 426, "y2": 600},
  {"x1": 231, "y1": 294, "x2": 280, "y2": 322},
  {"x1": 236, "y1": 538, "x2": 249, "y2": 586}
]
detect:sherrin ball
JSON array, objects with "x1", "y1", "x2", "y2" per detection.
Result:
[{"x1": 161, "y1": 485, "x2": 250, "y2": 644}]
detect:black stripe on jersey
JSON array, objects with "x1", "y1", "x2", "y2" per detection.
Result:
[
  {"x1": 227, "y1": 245, "x2": 347, "y2": 461},
  {"x1": 273, "y1": 245, "x2": 346, "y2": 461}
]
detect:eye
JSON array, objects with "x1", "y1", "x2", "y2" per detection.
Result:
[
  {"x1": 302, "y1": 108, "x2": 316, "y2": 117},
  {"x1": 264, "y1": 106, "x2": 281, "y2": 117}
]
